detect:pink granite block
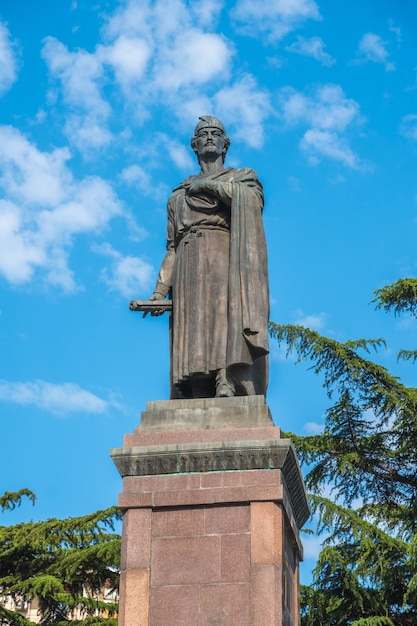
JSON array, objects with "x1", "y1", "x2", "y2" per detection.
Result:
[
  {"x1": 250, "y1": 501, "x2": 283, "y2": 566},
  {"x1": 221, "y1": 468, "x2": 283, "y2": 487},
  {"x1": 150, "y1": 585, "x2": 200, "y2": 626},
  {"x1": 123, "y1": 473, "x2": 202, "y2": 493},
  {"x1": 151, "y1": 535, "x2": 221, "y2": 585},
  {"x1": 152, "y1": 488, "x2": 205, "y2": 508},
  {"x1": 250, "y1": 565, "x2": 282, "y2": 626},
  {"x1": 221, "y1": 533, "x2": 250, "y2": 583},
  {"x1": 119, "y1": 492, "x2": 153, "y2": 509},
  {"x1": 199, "y1": 583, "x2": 251, "y2": 625},
  {"x1": 152, "y1": 506, "x2": 205, "y2": 538},
  {"x1": 120, "y1": 508, "x2": 152, "y2": 569},
  {"x1": 119, "y1": 569, "x2": 149, "y2": 626},
  {"x1": 124, "y1": 426, "x2": 281, "y2": 448},
  {"x1": 152, "y1": 484, "x2": 282, "y2": 508},
  {"x1": 204, "y1": 503, "x2": 250, "y2": 534},
  {"x1": 201, "y1": 472, "x2": 224, "y2": 488}
]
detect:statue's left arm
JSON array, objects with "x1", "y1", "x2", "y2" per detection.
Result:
[{"x1": 187, "y1": 168, "x2": 263, "y2": 210}]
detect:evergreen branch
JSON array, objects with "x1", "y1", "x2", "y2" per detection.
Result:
[
  {"x1": 398, "y1": 350, "x2": 417, "y2": 363},
  {"x1": 309, "y1": 495, "x2": 408, "y2": 550},
  {"x1": 373, "y1": 278, "x2": 417, "y2": 317},
  {"x1": 269, "y1": 324, "x2": 406, "y2": 414},
  {"x1": 50, "y1": 594, "x2": 118, "y2": 616},
  {"x1": 0, "y1": 490, "x2": 36, "y2": 512}
]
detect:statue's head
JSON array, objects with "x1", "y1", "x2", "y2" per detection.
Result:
[{"x1": 191, "y1": 115, "x2": 230, "y2": 163}]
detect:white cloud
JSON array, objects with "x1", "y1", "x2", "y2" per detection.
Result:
[
  {"x1": 277, "y1": 84, "x2": 362, "y2": 167},
  {"x1": 0, "y1": 125, "x2": 122, "y2": 290},
  {"x1": 42, "y1": 37, "x2": 108, "y2": 114},
  {"x1": 292, "y1": 309, "x2": 326, "y2": 330},
  {"x1": 104, "y1": 0, "x2": 232, "y2": 91},
  {"x1": 231, "y1": 0, "x2": 321, "y2": 41},
  {"x1": 303, "y1": 421, "x2": 324, "y2": 435},
  {"x1": 286, "y1": 36, "x2": 335, "y2": 66},
  {"x1": 0, "y1": 380, "x2": 108, "y2": 415},
  {"x1": 41, "y1": 0, "x2": 237, "y2": 151},
  {"x1": 121, "y1": 164, "x2": 152, "y2": 190},
  {"x1": 42, "y1": 36, "x2": 112, "y2": 151},
  {"x1": 214, "y1": 75, "x2": 271, "y2": 148},
  {"x1": 0, "y1": 20, "x2": 19, "y2": 96},
  {"x1": 191, "y1": 0, "x2": 224, "y2": 27},
  {"x1": 154, "y1": 30, "x2": 231, "y2": 90},
  {"x1": 301, "y1": 129, "x2": 359, "y2": 168},
  {"x1": 98, "y1": 35, "x2": 151, "y2": 86},
  {"x1": 154, "y1": 134, "x2": 195, "y2": 171},
  {"x1": 94, "y1": 243, "x2": 154, "y2": 298},
  {"x1": 400, "y1": 114, "x2": 417, "y2": 141},
  {"x1": 355, "y1": 32, "x2": 395, "y2": 71},
  {"x1": 388, "y1": 20, "x2": 401, "y2": 45}
]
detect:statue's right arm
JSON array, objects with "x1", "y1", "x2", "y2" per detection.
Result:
[
  {"x1": 148, "y1": 198, "x2": 175, "y2": 315},
  {"x1": 150, "y1": 249, "x2": 175, "y2": 300}
]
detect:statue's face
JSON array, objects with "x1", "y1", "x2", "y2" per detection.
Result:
[{"x1": 194, "y1": 126, "x2": 226, "y2": 160}]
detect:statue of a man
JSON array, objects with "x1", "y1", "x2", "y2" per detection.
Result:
[{"x1": 149, "y1": 116, "x2": 269, "y2": 399}]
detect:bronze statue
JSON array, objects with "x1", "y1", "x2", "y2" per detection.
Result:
[{"x1": 134, "y1": 116, "x2": 269, "y2": 399}]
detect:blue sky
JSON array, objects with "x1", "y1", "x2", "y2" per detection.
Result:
[{"x1": 1, "y1": 0, "x2": 417, "y2": 582}]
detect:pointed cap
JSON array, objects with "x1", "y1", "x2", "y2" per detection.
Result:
[{"x1": 194, "y1": 115, "x2": 226, "y2": 135}]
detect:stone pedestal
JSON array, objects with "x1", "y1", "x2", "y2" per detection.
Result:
[{"x1": 111, "y1": 396, "x2": 309, "y2": 626}]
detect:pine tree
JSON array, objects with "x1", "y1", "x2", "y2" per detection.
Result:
[
  {"x1": 0, "y1": 490, "x2": 121, "y2": 626},
  {"x1": 269, "y1": 279, "x2": 417, "y2": 625}
]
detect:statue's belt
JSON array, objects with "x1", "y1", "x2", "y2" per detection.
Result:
[{"x1": 177, "y1": 224, "x2": 229, "y2": 245}]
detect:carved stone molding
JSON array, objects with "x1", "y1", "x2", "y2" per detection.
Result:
[{"x1": 111, "y1": 438, "x2": 309, "y2": 528}]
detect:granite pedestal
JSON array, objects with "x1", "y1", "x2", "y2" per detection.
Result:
[{"x1": 111, "y1": 396, "x2": 309, "y2": 626}]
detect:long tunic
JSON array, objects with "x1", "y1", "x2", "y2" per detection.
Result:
[{"x1": 155, "y1": 167, "x2": 269, "y2": 397}]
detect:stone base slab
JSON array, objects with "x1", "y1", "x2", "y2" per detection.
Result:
[{"x1": 136, "y1": 395, "x2": 273, "y2": 431}]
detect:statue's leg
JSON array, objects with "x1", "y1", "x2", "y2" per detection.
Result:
[{"x1": 215, "y1": 368, "x2": 235, "y2": 397}]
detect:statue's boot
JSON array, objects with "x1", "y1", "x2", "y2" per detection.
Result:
[{"x1": 215, "y1": 369, "x2": 235, "y2": 397}]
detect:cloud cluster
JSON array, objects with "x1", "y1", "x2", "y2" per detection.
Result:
[
  {"x1": 0, "y1": 379, "x2": 108, "y2": 415},
  {"x1": 213, "y1": 75, "x2": 271, "y2": 148},
  {"x1": 231, "y1": 0, "x2": 321, "y2": 41},
  {"x1": 355, "y1": 32, "x2": 395, "y2": 71},
  {"x1": 41, "y1": 0, "x2": 236, "y2": 153},
  {"x1": 400, "y1": 115, "x2": 417, "y2": 141},
  {"x1": 286, "y1": 36, "x2": 335, "y2": 67},
  {"x1": 93, "y1": 242, "x2": 154, "y2": 298},
  {"x1": 0, "y1": 125, "x2": 122, "y2": 290},
  {"x1": 37, "y1": 0, "x2": 286, "y2": 154},
  {"x1": 277, "y1": 84, "x2": 362, "y2": 167},
  {"x1": 42, "y1": 37, "x2": 113, "y2": 153},
  {"x1": 0, "y1": 20, "x2": 19, "y2": 96}
]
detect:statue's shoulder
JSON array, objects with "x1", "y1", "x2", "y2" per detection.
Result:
[
  {"x1": 172, "y1": 175, "x2": 196, "y2": 193},
  {"x1": 228, "y1": 167, "x2": 260, "y2": 181}
]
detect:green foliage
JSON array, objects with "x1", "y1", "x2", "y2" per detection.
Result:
[
  {"x1": 0, "y1": 491, "x2": 36, "y2": 513},
  {"x1": 0, "y1": 493, "x2": 121, "y2": 626},
  {"x1": 372, "y1": 278, "x2": 417, "y2": 362},
  {"x1": 270, "y1": 317, "x2": 417, "y2": 625},
  {"x1": 373, "y1": 278, "x2": 417, "y2": 317}
]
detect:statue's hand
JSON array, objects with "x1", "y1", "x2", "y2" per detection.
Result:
[
  {"x1": 187, "y1": 179, "x2": 203, "y2": 195},
  {"x1": 143, "y1": 293, "x2": 166, "y2": 318},
  {"x1": 188, "y1": 178, "x2": 217, "y2": 195}
]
